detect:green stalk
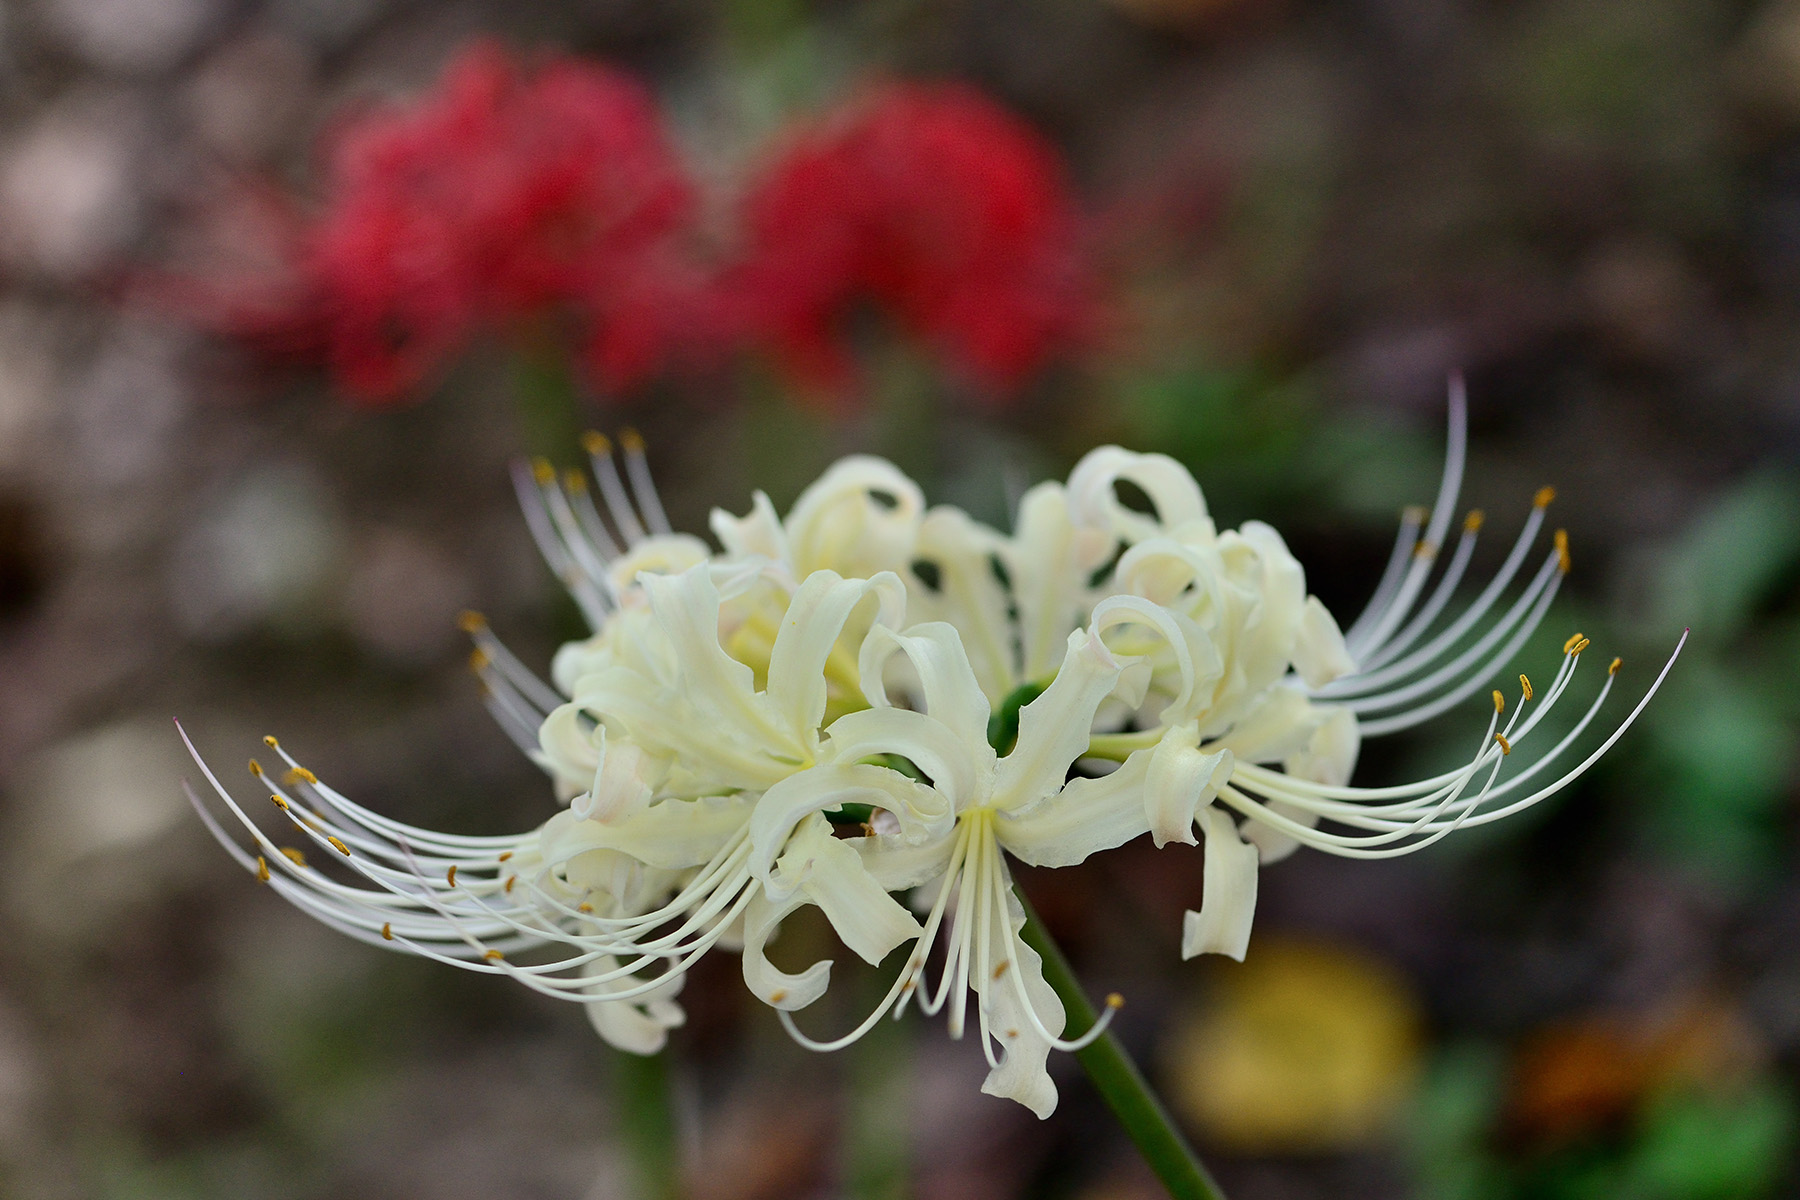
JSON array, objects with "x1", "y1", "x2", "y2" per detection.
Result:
[
  {"x1": 509, "y1": 324, "x2": 588, "y2": 461},
  {"x1": 1016, "y1": 891, "x2": 1227, "y2": 1200},
  {"x1": 614, "y1": 1051, "x2": 684, "y2": 1200}
]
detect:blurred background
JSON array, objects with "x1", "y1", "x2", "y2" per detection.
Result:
[{"x1": 1, "y1": 0, "x2": 1799, "y2": 1197}]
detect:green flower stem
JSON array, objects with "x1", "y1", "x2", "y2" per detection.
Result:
[
  {"x1": 615, "y1": 1050, "x2": 685, "y2": 1200},
  {"x1": 1016, "y1": 890, "x2": 1227, "y2": 1200}
]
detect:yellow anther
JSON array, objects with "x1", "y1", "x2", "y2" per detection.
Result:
[
  {"x1": 901, "y1": 979, "x2": 916, "y2": 993},
  {"x1": 248, "y1": 759, "x2": 263, "y2": 777},
  {"x1": 263, "y1": 735, "x2": 279, "y2": 748},
  {"x1": 270, "y1": 793, "x2": 289, "y2": 812},
  {"x1": 469, "y1": 648, "x2": 490, "y2": 673},
  {"x1": 280, "y1": 847, "x2": 307, "y2": 867},
  {"x1": 256, "y1": 856, "x2": 270, "y2": 883},
  {"x1": 1006, "y1": 1029, "x2": 1020, "y2": 1038},
  {"x1": 993, "y1": 960, "x2": 1011, "y2": 980},
  {"x1": 1464, "y1": 509, "x2": 1485, "y2": 533},
  {"x1": 620, "y1": 427, "x2": 645, "y2": 453},
  {"x1": 580, "y1": 430, "x2": 611, "y2": 456},
  {"x1": 1492, "y1": 690, "x2": 1505, "y2": 714},
  {"x1": 381, "y1": 922, "x2": 393, "y2": 941},
  {"x1": 1563, "y1": 631, "x2": 1586, "y2": 654},
  {"x1": 1555, "y1": 529, "x2": 1571, "y2": 574},
  {"x1": 504, "y1": 875, "x2": 516, "y2": 894},
  {"x1": 1520, "y1": 674, "x2": 1534, "y2": 701},
  {"x1": 1413, "y1": 539, "x2": 1438, "y2": 561},
  {"x1": 1570, "y1": 636, "x2": 1590, "y2": 655},
  {"x1": 562, "y1": 468, "x2": 587, "y2": 493},
  {"x1": 457, "y1": 610, "x2": 487, "y2": 633},
  {"x1": 497, "y1": 851, "x2": 513, "y2": 863},
  {"x1": 1403, "y1": 505, "x2": 1428, "y2": 524},
  {"x1": 1609, "y1": 656, "x2": 1622, "y2": 676},
  {"x1": 531, "y1": 457, "x2": 555, "y2": 486},
  {"x1": 1495, "y1": 734, "x2": 1512, "y2": 756},
  {"x1": 483, "y1": 949, "x2": 505, "y2": 962},
  {"x1": 446, "y1": 865, "x2": 458, "y2": 888},
  {"x1": 1106, "y1": 993, "x2": 1125, "y2": 1010},
  {"x1": 1534, "y1": 485, "x2": 1557, "y2": 509},
  {"x1": 770, "y1": 989, "x2": 788, "y2": 1004},
  {"x1": 577, "y1": 902, "x2": 594, "y2": 913},
  {"x1": 283, "y1": 766, "x2": 317, "y2": 786},
  {"x1": 327, "y1": 836, "x2": 350, "y2": 857}
]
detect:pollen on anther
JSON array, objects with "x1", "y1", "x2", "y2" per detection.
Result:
[
  {"x1": 581, "y1": 430, "x2": 611, "y2": 456},
  {"x1": 1609, "y1": 656, "x2": 1622, "y2": 676},
  {"x1": 280, "y1": 847, "x2": 307, "y2": 867},
  {"x1": 263, "y1": 735, "x2": 279, "y2": 748},
  {"x1": 381, "y1": 922, "x2": 393, "y2": 941},
  {"x1": 328, "y1": 836, "x2": 350, "y2": 857},
  {"x1": 1520, "y1": 674, "x2": 1534, "y2": 701},
  {"x1": 248, "y1": 759, "x2": 263, "y2": 777},
  {"x1": 993, "y1": 960, "x2": 1011, "y2": 980},
  {"x1": 577, "y1": 903, "x2": 594, "y2": 913},
  {"x1": 457, "y1": 610, "x2": 487, "y2": 634},
  {"x1": 497, "y1": 851, "x2": 513, "y2": 863},
  {"x1": 483, "y1": 949, "x2": 505, "y2": 962},
  {"x1": 283, "y1": 766, "x2": 317, "y2": 786},
  {"x1": 1555, "y1": 529, "x2": 1571, "y2": 574},
  {"x1": 1106, "y1": 993, "x2": 1125, "y2": 1010},
  {"x1": 1495, "y1": 734, "x2": 1512, "y2": 756},
  {"x1": 1464, "y1": 510, "x2": 1486, "y2": 533},
  {"x1": 269, "y1": 793, "x2": 289, "y2": 812},
  {"x1": 256, "y1": 856, "x2": 270, "y2": 883},
  {"x1": 1413, "y1": 539, "x2": 1438, "y2": 561},
  {"x1": 1006, "y1": 1029, "x2": 1019, "y2": 1038},
  {"x1": 504, "y1": 876, "x2": 516, "y2": 894},
  {"x1": 620, "y1": 427, "x2": 646, "y2": 453},
  {"x1": 446, "y1": 865, "x2": 458, "y2": 887},
  {"x1": 1563, "y1": 631, "x2": 1586, "y2": 654},
  {"x1": 1492, "y1": 690, "x2": 1505, "y2": 714},
  {"x1": 1534, "y1": 485, "x2": 1557, "y2": 509},
  {"x1": 531, "y1": 458, "x2": 555, "y2": 486},
  {"x1": 770, "y1": 989, "x2": 788, "y2": 1005}
]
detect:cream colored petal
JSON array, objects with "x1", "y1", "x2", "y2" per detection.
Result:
[
  {"x1": 785, "y1": 456, "x2": 925, "y2": 579},
  {"x1": 710, "y1": 489, "x2": 789, "y2": 561},
  {"x1": 606, "y1": 533, "x2": 713, "y2": 596},
  {"x1": 999, "y1": 749, "x2": 1153, "y2": 867},
  {"x1": 1090, "y1": 594, "x2": 1223, "y2": 730},
  {"x1": 1065, "y1": 445, "x2": 1210, "y2": 545},
  {"x1": 911, "y1": 506, "x2": 1017, "y2": 699},
  {"x1": 1007, "y1": 483, "x2": 1113, "y2": 680},
  {"x1": 992, "y1": 629, "x2": 1127, "y2": 811},
  {"x1": 1215, "y1": 683, "x2": 1318, "y2": 764},
  {"x1": 769, "y1": 816, "x2": 922, "y2": 966},
  {"x1": 748, "y1": 763, "x2": 953, "y2": 876},
  {"x1": 542, "y1": 797, "x2": 750, "y2": 873},
  {"x1": 741, "y1": 890, "x2": 831, "y2": 1011},
  {"x1": 1293, "y1": 595, "x2": 1356, "y2": 688},
  {"x1": 821, "y1": 706, "x2": 985, "y2": 810},
  {"x1": 977, "y1": 867, "x2": 1064, "y2": 1119},
  {"x1": 584, "y1": 954, "x2": 687, "y2": 1054},
  {"x1": 574, "y1": 725, "x2": 662, "y2": 825},
  {"x1": 765, "y1": 569, "x2": 905, "y2": 741},
  {"x1": 1182, "y1": 805, "x2": 1259, "y2": 961},
  {"x1": 1143, "y1": 725, "x2": 1235, "y2": 849}
]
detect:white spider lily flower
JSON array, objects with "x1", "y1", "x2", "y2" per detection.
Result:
[{"x1": 185, "y1": 393, "x2": 1686, "y2": 1113}]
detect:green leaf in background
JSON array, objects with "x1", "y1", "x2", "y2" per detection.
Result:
[{"x1": 1626, "y1": 1081, "x2": 1797, "y2": 1200}]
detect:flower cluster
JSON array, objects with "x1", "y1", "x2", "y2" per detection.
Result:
[
  {"x1": 164, "y1": 41, "x2": 705, "y2": 402},
  {"x1": 733, "y1": 82, "x2": 1093, "y2": 400},
  {"x1": 186, "y1": 389, "x2": 1683, "y2": 1117},
  {"x1": 161, "y1": 46, "x2": 1092, "y2": 407}
]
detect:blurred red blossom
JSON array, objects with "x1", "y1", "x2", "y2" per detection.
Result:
[
  {"x1": 731, "y1": 82, "x2": 1096, "y2": 405},
  {"x1": 158, "y1": 40, "x2": 712, "y2": 404}
]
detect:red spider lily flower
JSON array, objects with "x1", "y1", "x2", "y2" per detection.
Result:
[
  {"x1": 161, "y1": 40, "x2": 710, "y2": 404},
  {"x1": 733, "y1": 82, "x2": 1095, "y2": 405}
]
